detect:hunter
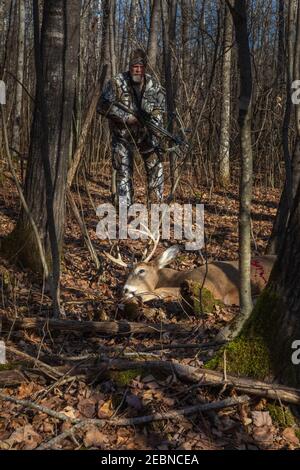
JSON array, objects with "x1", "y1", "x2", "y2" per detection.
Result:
[{"x1": 97, "y1": 48, "x2": 166, "y2": 208}]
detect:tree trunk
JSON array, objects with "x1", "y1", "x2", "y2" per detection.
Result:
[
  {"x1": 227, "y1": 0, "x2": 253, "y2": 334},
  {"x1": 3, "y1": 0, "x2": 80, "y2": 277},
  {"x1": 12, "y1": 0, "x2": 25, "y2": 159},
  {"x1": 161, "y1": 0, "x2": 178, "y2": 193},
  {"x1": 218, "y1": 2, "x2": 233, "y2": 187},
  {"x1": 266, "y1": 0, "x2": 298, "y2": 255},
  {"x1": 147, "y1": 0, "x2": 160, "y2": 71},
  {"x1": 109, "y1": 0, "x2": 116, "y2": 77},
  {"x1": 213, "y1": 177, "x2": 300, "y2": 387},
  {"x1": 213, "y1": 0, "x2": 300, "y2": 389},
  {"x1": 181, "y1": 0, "x2": 189, "y2": 84}
]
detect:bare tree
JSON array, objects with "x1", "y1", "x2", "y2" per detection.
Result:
[
  {"x1": 12, "y1": 0, "x2": 25, "y2": 159},
  {"x1": 220, "y1": 0, "x2": 253, "y2": 338},
  {"x1": 218, "y1": 1, "x2": 233, "y2": 187},
  {"x1": 161, "y1": 0, "x2": 178, "y2": 193},
  {"x1": 3, "y1": 0, "x2": 80, "y2": 316},
  {"x1": 147, "y1": 0, "x2": 160, "y2": 71}
]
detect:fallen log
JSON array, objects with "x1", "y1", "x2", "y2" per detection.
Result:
[
  {"x1": 0, "y1": 369, "x2": 26, "y2": 387},
  {"x1": 1, "y1": 317, "x2": 195, "y2": 336},
  {"x1": 91, "y1": 359, "x2": 300, "y2": 405}
]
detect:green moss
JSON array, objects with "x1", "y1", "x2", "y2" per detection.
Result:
[
  {"x1": 267, "y1": 403, "x2": 296, "y2": 428},
  {"x1": 204, "y1": 336, "x2": 271, "y2": 379},
  {"x1": 0, "y1": 361, "x2": 25, "y2": 371},
  {"x1": 206, "y1": 287, "x2": 300, "y2": 385},
  {"x1": 242, "y1": 288, "x2": 280, "y2": 337},
  {"x1": 109, "y1": 369, "x2": 142, "y2": 386},
  {"x1": 295, "y1": 429, "x2": 300, "y2": 440},
  {"x1": 183, "y1": 282, "x2": 224, "y2": 316}
]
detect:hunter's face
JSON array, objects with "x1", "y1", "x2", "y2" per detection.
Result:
[{"x1": 130, "y1": 64, "x2": 145, "y2": 84}]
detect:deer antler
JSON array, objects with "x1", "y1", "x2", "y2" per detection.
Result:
[
  {"x1": 103, "y1": 246, "x2": 128, "y2": 268},
  {"x1": 139, "y1": 223, "x2": 160, "y2": 263}
]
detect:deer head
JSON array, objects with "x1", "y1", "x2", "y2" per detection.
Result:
[
  {"x1": 123, "y1": 245, "x2": 181, "y2": 301},
  {"x1": 103, "y1": 223, "x2": 182, "y2": 301}
]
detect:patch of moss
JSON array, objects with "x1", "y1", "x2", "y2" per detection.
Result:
[
  {"x1": 1, "y1": 268, "x2": 11, "y2": 287},
  {"x1": 204, "y1": 336, "x2": 271, "y2": 379},
  {"x1": 0, "y1": 361, "x2": 25, "y2": 371},
  {"x1": 206, "y1": 287, "x2": 300, "y2": 385},
  {"x1": 109, "y1": 369, "x2": 142, "y2": 386},
  {"x1": 295, "y1": 429, "x2": 300, "y2": 440},
  {"x1": 183, "y1": 281, "x2": 224, "y2": 316},
  {"x1": 267, "y1": 403, "x2": 296, "y2": 428}
]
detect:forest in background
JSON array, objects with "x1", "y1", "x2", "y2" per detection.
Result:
[{"x1": 1, "y1": 0, "x2": 300, "y2": 453}]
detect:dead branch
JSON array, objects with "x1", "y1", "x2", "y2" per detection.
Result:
[
  {"x1": 0, "y1": 389, "x2": 248, "y2": 451},
  {"x1": 94, "y1": 359, "x2": 300, "y2": 405},
  {"x1": 6, "y1": 345, "x2": 63, "y2": 380},
  {"x1": 2, "y1": 317, "x2": 195, "y2": 336},
  {"x1": 0, "y1": 370, "x2": 26, "y2": 387}
]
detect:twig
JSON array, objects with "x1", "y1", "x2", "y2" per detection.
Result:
[
  {"x1": 6, "y1": 345, "x2": 63, "y2": 380},
  {"x1": 37, "y1": 396, "x2": 249, "y2": 449}
]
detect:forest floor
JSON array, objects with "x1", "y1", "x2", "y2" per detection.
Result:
[{"x1": 1, "y1": 167, "x2": 299, "y2": 451}]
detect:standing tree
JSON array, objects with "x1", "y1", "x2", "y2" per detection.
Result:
[
  {"x1": 218, "y1": 1, "x2": 233, "y2": 187},
  {"x1": 12, "y1": 0, "x2": 25, "y2": 160},
  {"x1": 213, "y1": 0, "x2": 300, "y2": 389},
  {"x1": 225, "y1": 0, "x2": 253, "y2": 335},
  {"x1": 2, "y1": 0, "x2": 80, "y2": 315},
  {"x1": 147, "y1": 0, "x2": 160, "y2": 71},
  {"x1": 161, "y1": 0, "x2": 178, "y2": 193}
]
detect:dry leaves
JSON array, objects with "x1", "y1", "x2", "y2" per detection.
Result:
[
  {"x1": 1, "y1": 424, "x2": 42, "y2": 450},
  {"x1": 251, "y1": 411, "x2": 272, "y2": 427},
  {"x1": 83, "y1": 425, "x2": 108, "y2": 448}
]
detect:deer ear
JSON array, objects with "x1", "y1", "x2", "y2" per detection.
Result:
[{"x1": 157, "y1": 245, "x2": 181, "y2": 269}]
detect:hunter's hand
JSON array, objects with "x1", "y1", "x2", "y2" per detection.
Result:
[{"x1": 125, "y1": 115, "x2": 140, "y2": 126}]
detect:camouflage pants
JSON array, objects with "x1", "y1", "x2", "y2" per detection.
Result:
[{"x1": 112, "y1": 136, "x2": 164, "y2": 207}]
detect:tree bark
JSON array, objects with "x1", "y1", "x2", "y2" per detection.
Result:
[
  {"x1": 219, "y1": 2, "x2": 233, "y2": 187},
  {"x1": 266, "y1": 0, "x2": 298, "y2": 255},
  {"x1": 3, "y1": 1, "x2": 80, "y2": 280},
  {"x1": 161, "y1": 0, "x2": 178, "y2": 192},
  {"x1": 147, "y1": 0, "x2": 160, "y2": 71},
  {"x1": 12, "y1": 0, "x2": 25, "y2": 159},
  {"x1": 226, "y1": 0, "x2": 253, "y2": 333}
]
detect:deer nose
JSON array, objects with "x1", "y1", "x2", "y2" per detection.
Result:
[{"x1": 123, "y1": 285, "x2": 136, "y2": 298}]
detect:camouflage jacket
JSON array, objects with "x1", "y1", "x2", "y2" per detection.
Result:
[{"x1": 97, "y1": 71, "x2": 166, "y2": 143}]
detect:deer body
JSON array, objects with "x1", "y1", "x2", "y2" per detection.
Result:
[{"x1": 122, "y1": 246, "x2": 276, "y2": 305}]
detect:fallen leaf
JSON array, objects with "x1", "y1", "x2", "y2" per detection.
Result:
[
  {"x1": 78, "y1": 398, "x2": 96, "y2": 418},
  {"x1": 126, "y1": 393, "x2": 143, "y2": 411},
  {"x1": 282, "y1": 428, "x2": 300, "y2": 446},
  {"x1": 5, "y1": 424, "x2": 42, "y2": 450},
  {"x1": 17, "y1": 383, "x2": 35, "y2": 399},
  {"x1": 251, "y1": 411, "x2": 272, "y2": 427},
  {"x1": 252, "y1": 425, "x2": 274, "y2": 444},
  {"x1": 98, "y1": 399, "x2": 113, "y2": 418},
  {"x1": 63, "y1": 406, "x2": 77, "y2": 420},
  {"x1": 83, "y1": 426, "x2": 107, "y2": 448}
]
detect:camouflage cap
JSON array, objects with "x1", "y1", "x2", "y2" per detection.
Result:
[{"x1": 129, "y1": 48, "x2": 147, "y2": 67}]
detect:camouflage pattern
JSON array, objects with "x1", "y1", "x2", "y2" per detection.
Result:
[{"x1": 97, "y1": 71, "x2": 165, "y2": 206}]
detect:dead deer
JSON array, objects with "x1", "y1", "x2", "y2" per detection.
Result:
[{"x1": 105, "y1": 239, "x2": 276, "y2": 305}]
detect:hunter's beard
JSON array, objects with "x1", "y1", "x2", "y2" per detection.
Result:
[{"x1": 131, "y1": 74, "x2": 143, "y2": 84}]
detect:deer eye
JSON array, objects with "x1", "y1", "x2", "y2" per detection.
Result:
[{"x1": 137, "y1": 268, "x2": 146, "y2": 276}]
